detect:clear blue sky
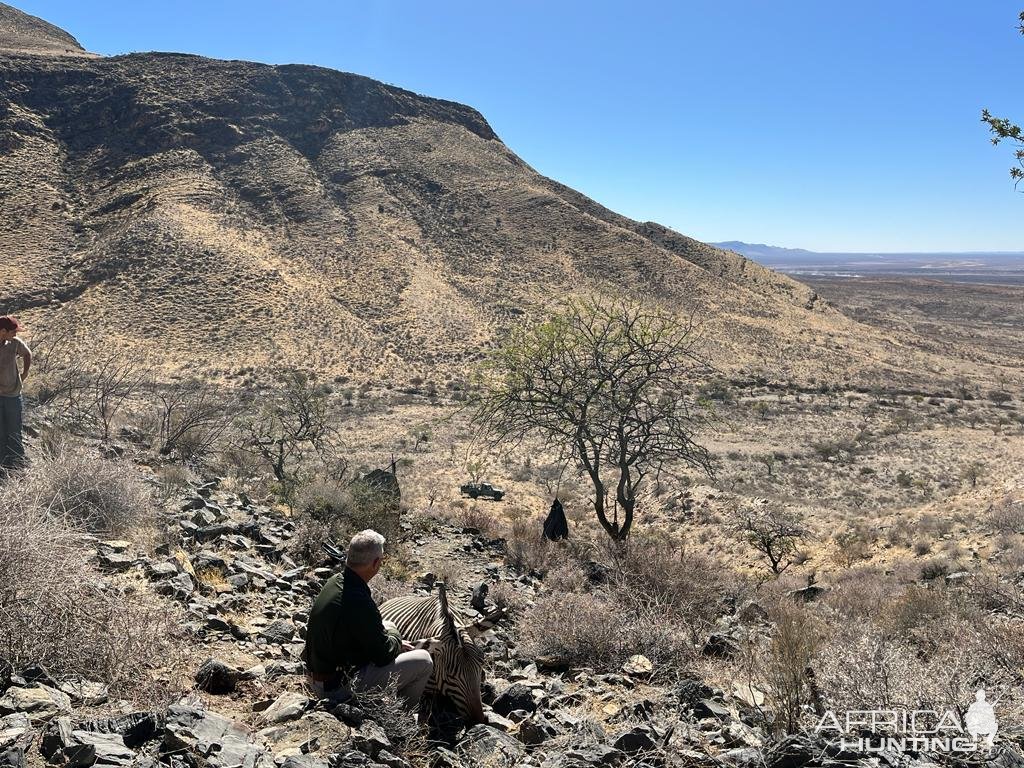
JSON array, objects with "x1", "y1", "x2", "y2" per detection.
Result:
[{"x1": 15, "y1": 1, "x2": 1023, "y2": 252}]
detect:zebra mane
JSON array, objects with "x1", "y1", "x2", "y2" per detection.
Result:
[{"x1": 435, "y1": 582, "x2": 463, "y2": 647}]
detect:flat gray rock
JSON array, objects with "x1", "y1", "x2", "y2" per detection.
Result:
[
  {"x1": 0, "y1": 686, "x2": 72, "y2": 724},
  {"x1": 64, "y1": 730, "x2": 134, "y2": 768},
  {"x1": 257, "y1": 692, "x2": 308, "y2": 725},
  {"x1": 458, "y1": 725, "x2": 525, "y2": 768}
]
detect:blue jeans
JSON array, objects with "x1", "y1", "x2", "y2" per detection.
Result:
[{"x1": 0, "y1": 395, "x2": 24, "y2": 469}]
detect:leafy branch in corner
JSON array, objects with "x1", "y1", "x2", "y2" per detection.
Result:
[{"x1": 981, "y1": 12, "x2": 1024, "y2": 187}]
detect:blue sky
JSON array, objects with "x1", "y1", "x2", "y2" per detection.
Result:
[{"x1": 17, "y1": 1, "x2": 1023, "y2": 252}]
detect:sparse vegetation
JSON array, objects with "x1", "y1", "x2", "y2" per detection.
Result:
[
  {"x1": 6, "y1": 442, "x2": 155, "y2": 536},
  {"x1": 235, "y1": 368, "x2": 344, "y2": 506},
  {"x1": 0, "y1": 482, "x2": 182, "y2": 701}
]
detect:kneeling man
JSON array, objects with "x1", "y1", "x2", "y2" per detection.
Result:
[{"x1": 304, "y1": 529, "x2": 433, "y2": 710}]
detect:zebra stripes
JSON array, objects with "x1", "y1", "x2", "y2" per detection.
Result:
[{"x1": 379, "y1": 582, "x2": 501, "y2": 724}]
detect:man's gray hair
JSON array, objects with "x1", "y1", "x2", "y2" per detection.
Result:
[{"x1": 347, "y1": 529, "x2": 386, "y2": 567}]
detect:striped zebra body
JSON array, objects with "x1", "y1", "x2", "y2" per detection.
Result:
[{"x1": 379, "y1": 583, "x2": 492, "y2": 724}]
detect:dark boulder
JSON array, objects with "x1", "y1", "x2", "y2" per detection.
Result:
[
  {"x1": 75, "y1": 712, "x2": 161, "y2": 749},
  {"x1": 673, "y1": 678, "x2": 714, "y2": 706},
  {"x1": 195, "y1": 659, "x2": 238, "y2": 695},
  {"x1": 470, "y1": 582, "x2": 489, "y2": 613},
  {"x1": 491, "y1": 684, "x2": 537, "y2": 717},
  {"x1": 613, "y1": 725, "x2": 658, "y2": 754}
]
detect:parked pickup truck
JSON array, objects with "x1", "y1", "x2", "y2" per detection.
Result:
[{"x1": 459, "y1": 481, "x2": 506, "y2": 501}]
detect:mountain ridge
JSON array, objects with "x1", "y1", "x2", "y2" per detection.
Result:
[
  {"x1": 0, "y1": 11, "x2": 1012, "y2": 389},
  {"x1": 0, "y1": 2, "x2": 93, "y2": 56}
]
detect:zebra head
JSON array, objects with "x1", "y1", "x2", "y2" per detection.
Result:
[{"x1": 428, "y1": 582, "x2": 488, "y2": 725}]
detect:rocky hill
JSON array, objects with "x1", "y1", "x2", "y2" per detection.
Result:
[
  {"x1": 0, "y1": 4, "x2": 1009, "y2": 390},
  {"x1": 0, "y1": 3, "x2": 92, "y2": 56}
]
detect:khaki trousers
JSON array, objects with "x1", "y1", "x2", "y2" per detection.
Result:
[{"x1": 354, "y1": 650, "x2": 434, "y2": 710}]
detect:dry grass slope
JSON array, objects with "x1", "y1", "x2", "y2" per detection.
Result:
[{"x1": 0, "y1": 47, "x2": 1013, "y2": 392}]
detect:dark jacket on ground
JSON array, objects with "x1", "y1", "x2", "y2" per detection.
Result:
[{"x1": 304, "y1": 567, "x2": 402, "y2": 680}]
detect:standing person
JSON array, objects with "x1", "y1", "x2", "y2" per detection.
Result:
[
  {"x1": 303, "y1": 529, "x2": 433, "y2": 711},
  {"x1": 0, "y1": 316, "x2": 31, "y2": 471}
]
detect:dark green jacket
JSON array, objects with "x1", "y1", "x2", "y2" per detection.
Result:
[{"x1": 304, "y1": 567, "x2": 402, "y2": 678}]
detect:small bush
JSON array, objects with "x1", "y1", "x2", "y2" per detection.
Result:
[
  {"x1": 11, "y1": 443, "x2": 154, "y2": 535},
  {"x1": 520, "y1": 589, "x2": 693, "y2": 673},
  {"x1": 452, "y1": 501, "x2": 500, "y2": 537},
  {"x1": 989, "y1": 498, "x2": 1024, "y2": 535},
  {"x1": 289, "y1": 480, "x2": 402, "y2": 565},
  {"x1": 756, "y1": 602, "x2": 821, "y2": 734},
  {"x1": 488, "y1": 581, "x2": 530, "y2": 614},
  {"x1": 505, "y1": 518, "x2": 553, "y2": 574},
  {"x1": 919, "y1": 558, "x2": 950, "y2": 581},
  {"x1": 0, "y1": 504, "x2": 183, "y2": 700},
  {"x1": 832, "y1": 525, "x2": 873, "y2": 567},
  {"x1": 613, "y1": 532, "x2": 738, "y2": 643}
]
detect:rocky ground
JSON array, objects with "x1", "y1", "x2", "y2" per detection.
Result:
[{"x1": 3, "y1": 472, "x2": 1024, "y2": 768}]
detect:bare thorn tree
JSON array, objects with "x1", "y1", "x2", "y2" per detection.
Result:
[
  {"x1": 734, "y1": 502, "x2": 808, "y2": 575},
  {"x1": 235, "y1": 368, "x2": 341, "y2": 505},
  {"x1": 473, "y1": 295, "x2": 713, "y2": 541},
  {"x1": 156, "y1": 379, "x2": 238, "y2": 461}
]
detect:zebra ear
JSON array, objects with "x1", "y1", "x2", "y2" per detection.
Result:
[{"x1": 436, "y1": 582, "x2": 462, "y2": 645}]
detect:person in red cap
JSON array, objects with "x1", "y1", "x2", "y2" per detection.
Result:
[{"x1": 0, "y1": 316, "x2": 32, "y2": 470}]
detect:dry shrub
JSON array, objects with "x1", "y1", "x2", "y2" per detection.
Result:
[
  {"x1": 506, "y1": 518, "x2": 556, "y2": 574},
  {"x1": 989, "y1": 497, "x2": 1024, "y2": 534},
  {"x1": 290, "y1": 479, "x2": 402, "y2": 565},
  {"x1": 831, "y1": 524, "x2": 873, "y2": 567},
  {"x1": 876, "y1": 584, "x2": 956, "y2": 637},
  {"x1": 451, "y1": 500, "x2": 501, "y2": 537},
  {"x1": 815, "y1": 621, "x2": 931, "y2": 712},
  {"x1": 540, "y1": 562, "x2": 590, "y2": 593},
  {"x1": 371, "y1": 574, "x2": 415, "y2": 607},
  {"x1": 487, "y1": 581, "x2": 530, "y2": 614},
  {"x1": 10, "y1": 443, "x2": 153, "y2": 536},
  {"x1": 755, "y1": 601, "x2": 821, "y2": 735},
  {"x1": 613, "y1": 532, "x2": 740, "y2": 643},
  {"x1": 520, "y1": 589, "x2": 694, "y2": 673},
  {"x1": 422, "y1": 556, "x2": 466, "y2": 590},
  {"x1": 154, "y1": 463, "x2": 193, "y2": 505},
  {"x1": 0, "y1": 504, "x2": 183, "y2": 700},
  {"x1": 816, "y1": 612, "x2": 1023, "y2": 720},
  {"x1": 822, "y1": 565, "x2": 903, "y2": 619},
  {"x1": 347, "y1": 676, "x2": 428, "y2": 765},
  {"x1": 811, "y1": 568, "x2": 1024, "y2": 728}
]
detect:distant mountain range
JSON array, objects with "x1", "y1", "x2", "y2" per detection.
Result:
[{"x1": 713, "y1": 241, "x2": 1024, "y2": 282}]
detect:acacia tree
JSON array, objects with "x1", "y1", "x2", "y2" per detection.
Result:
[
  {"x1": 236, "y1": 368, "x2": 342, "y2": 504},
  {"x1": 734, "y1": 503, "x2": 808, "y2": 575},
  {"x1": 982, "y1": 12, "x2": 1024, "y2": 185},
  {"x1": 473, "y1": 296, "x2": 713, "y2": 541}
]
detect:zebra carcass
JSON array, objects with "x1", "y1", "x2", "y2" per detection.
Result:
[{"x1": 378, "y1": 583, "x2": 503, "y2": 724}]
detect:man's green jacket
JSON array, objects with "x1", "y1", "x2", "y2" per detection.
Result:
[{"x1": 304, "y1": 567, "x2": 402, "y2": 679}]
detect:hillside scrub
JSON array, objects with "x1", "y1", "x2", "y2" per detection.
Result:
[
  {"x1": 0, "y1": 503, "x2": 182, "y2": 699},
  {"x1": 289, "y1": 478, "x2": 402, "y2": 566},
  {"x1": 520, "y1": 531, "x2": 739, "y2": 673}
]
